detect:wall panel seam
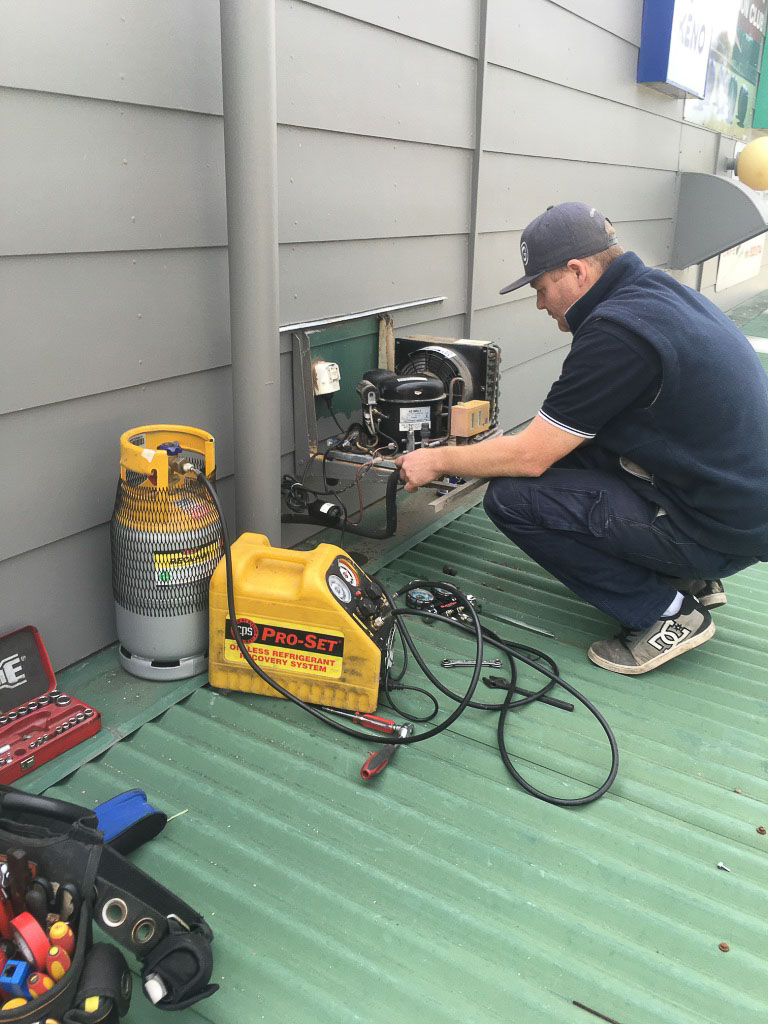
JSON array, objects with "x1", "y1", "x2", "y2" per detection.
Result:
[
  {"x1": 477, "y1": 218, "x2": 673, "y2": 239},
  {"x1": 485, "y1": 63, "x2": 686, "y2": 127},
  {"x1": 279, "y1": 233, "x2": 469, "y2": 247},
  {"x1": 277, "y1": 120, "x2": 475, "y2": 151},
  {"x1": 293, "y1": 0, "x2": 477, "y2": 59},
  {"x1": 545, "y1": 0, "x2": 640, "y2": 46},
  {"x1": 0, "y1": 246, "x2": 228, "y2": 262},
  {"x1": 0, "y1": 83, "x2": 223, "y2": 119},
  {"x1": 0, "y1": 365, "x2": 233, "y2": 418},
  {"x1": 479, "y1": 150, "x2": 679, "y2": 172},
  {"x1": 1, "y1": 245, "x2": 228, "y2": 261}
]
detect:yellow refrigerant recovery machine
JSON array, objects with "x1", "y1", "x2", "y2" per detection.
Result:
[{"x1": 208, "y1": 534, "x2": 395, "y2": 712}]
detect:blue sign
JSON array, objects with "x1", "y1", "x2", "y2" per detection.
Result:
[{"x1": 637, "y1": 0, "x2": 713, "y2": 98}]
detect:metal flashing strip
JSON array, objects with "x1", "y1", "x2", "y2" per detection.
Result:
[{"x1": 279, "y1": 296, "x2": 446, "y2": 334}]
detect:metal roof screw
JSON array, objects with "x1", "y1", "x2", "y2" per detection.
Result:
[
  {"x1": 716, "y1": 862, "x2": 731, "y2": 872},
  {"x1": 718, "y1": 942, "x2": 730, "y2": 952},
  {"x1": 757, "y1": 826, "x2": 766, "y2": 835}
]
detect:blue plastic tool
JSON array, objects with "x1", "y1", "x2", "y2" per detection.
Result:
[
  {"x1": 1, "y1": 960, "x2": 31, "y2": 998},
  {"x1": 93, "y1": 790, "x2": 167, "y2": 855}
]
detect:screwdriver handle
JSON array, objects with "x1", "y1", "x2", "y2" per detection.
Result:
[
  {"x1": 353, "y1": 713, "x2": 398, "y2": 734},
  {"x1": 6, "y1": 849, "x2": 29, "y2": 916},
  {"x1": 318, "y1": 707, "x2": 399, "y2": 735},
  {"x1": 360, "y1": 744, "x2": 397, "y2": 780},
  {"x1": 25, "y1": 886, "x2": 48, "y2": 927}
]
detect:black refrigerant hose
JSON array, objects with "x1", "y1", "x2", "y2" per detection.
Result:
[
  {"x1": 192, "y1": 468, "x2": 619, "y2": 806},
  {"x1": 281, "y1": 463, "x2": 400, "y2": 538}
]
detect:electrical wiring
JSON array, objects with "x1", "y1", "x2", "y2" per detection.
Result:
[
  {"x1": 194, "y1": 466, "x2": 619, "y2": 805},
  {"x1": 283, "y1": 435, "x2": 393, "y2": 533},
  {"x1": 286, "y1": 402, "x2": 397, "y2": 528},
  {"x1": 323, "y1": 394, "x2": 347, "y2": 435}
]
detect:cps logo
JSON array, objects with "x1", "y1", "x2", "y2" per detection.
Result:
[
  {"x1": 232, "y1": 619, "x2": 256, "y2": 642},
  {"x1": 521, "y1": 240, "x2": 529, "y2": 266}
]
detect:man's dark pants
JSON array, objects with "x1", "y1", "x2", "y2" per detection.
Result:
[{"x1": 483, "y1": 448, "x2": 754, "y2": 629}]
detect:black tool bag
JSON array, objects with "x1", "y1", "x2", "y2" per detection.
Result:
[{"x1": 0, "y1": 786, "x2": 217, "y2": 1022}]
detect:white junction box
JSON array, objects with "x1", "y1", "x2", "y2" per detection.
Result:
[{"x1": 312, "y1": 359, "x2": 341, "y2": 395}]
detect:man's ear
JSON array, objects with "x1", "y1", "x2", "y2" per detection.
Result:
[{"x1": 567, "y1": 258, "x2": 592, "y2": 288}]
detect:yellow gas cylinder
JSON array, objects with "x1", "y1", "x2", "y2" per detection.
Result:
[
  {"x1": 111, "y1": 425, "x2": 221, "y2": 681},
  {"x1": 208, "y1": 534, "x2": 394, "y2": 712}
]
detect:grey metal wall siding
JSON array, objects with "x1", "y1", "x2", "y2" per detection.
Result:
[
  {"x1": 556, "y1": 0, "x2": 644, "y2": 41},
  {"x1": 0, "y1": 0, "x2": 224, "y2": 114},
  {"x1": 277, "y1": 129, "x2": 472, "y2": 243},
  {"x1": 274, "y1": 0, "x2": 476, "y2": 334},
  {"x1": 277, "y1": 4, "x2": 477, "y2": 146},
  {"x1": 1, "y1": 249, "x2": 231, "y2": 414},
  {"x1": 1, "y1": 93, "x2": 227, "y2": 256},
  {"x1": 0, "y1": 1, "x2": 227, "y2": 668},
  {"x1": 2, "y1": 0, "x2": 766, "y2": 669}
]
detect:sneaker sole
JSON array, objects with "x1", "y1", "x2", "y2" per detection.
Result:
[
  {"x1": 697, "y1": 593, "x2": 727, "y2": 609},
  {"x1": 587, "y1": 621, "x2": 716, "y2": 675}
]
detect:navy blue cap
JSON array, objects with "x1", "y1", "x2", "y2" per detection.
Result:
[{"x1": 500, "y1": 202, "x2": 617, "y2": 294}]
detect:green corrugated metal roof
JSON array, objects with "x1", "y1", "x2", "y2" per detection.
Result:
[
  {"x1": 44, "y1": 498, "x2": 768, "y2": 1024},
  {"x1": 35, "y1": 318, "x2": 768, "y2": 1024}
]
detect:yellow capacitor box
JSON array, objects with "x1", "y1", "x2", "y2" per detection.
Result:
[{"x1": 208, "y1": 534, "x2": 395, "y2": 712}]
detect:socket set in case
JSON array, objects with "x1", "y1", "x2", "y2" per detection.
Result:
[{"x1": 0, "y1": 626, "x2": 102, "y2": 784}]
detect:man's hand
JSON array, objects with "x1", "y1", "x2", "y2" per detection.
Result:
[
  {"x1": 395, "y1": 448, "x2": 444, "y2": 491},
  {"x1": 394, "y1": 416, "x2": 584, "y2": 491}
]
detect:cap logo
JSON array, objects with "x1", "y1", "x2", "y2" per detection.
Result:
[{"x1": 521, "y1": 240, "x2": 529, "y2": 266}]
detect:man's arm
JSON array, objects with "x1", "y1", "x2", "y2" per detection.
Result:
[{"x1": 394, "y1": 414, "x2": 584, "y2": 491}]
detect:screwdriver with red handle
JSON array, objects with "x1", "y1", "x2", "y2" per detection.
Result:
[
  {"x1": 318, "y1": 707, "x2": 402, "y2": 736},
  {"x1": 360, "y1": 724, "x2": 413, "y2": 779}
]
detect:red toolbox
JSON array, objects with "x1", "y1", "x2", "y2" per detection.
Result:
[{"x1": 0, "y1": 626, "x2": 101, "y2": 784}]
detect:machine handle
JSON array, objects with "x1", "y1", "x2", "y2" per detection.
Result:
[
  {"x1": 241, "y1": 539, "x2": 346, "y2": 578},
  {"x1": 247, "y1": 545, "x2": 321, "y2": 566}
]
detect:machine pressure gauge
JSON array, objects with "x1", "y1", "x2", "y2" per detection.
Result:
[
  {"x1": 328, "y1": 575, "x2": 352, "y2": 604},
  {"x1": 337, "y1": 560, "x2": 359, "y2": 588}
]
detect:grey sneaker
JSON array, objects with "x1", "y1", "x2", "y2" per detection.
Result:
[
  {"x1": 588, "y1": 595, "x2": 715, "y2": 675},
  {"x1": 671, "y1": 578, "x2": 727, "y2": 608}
]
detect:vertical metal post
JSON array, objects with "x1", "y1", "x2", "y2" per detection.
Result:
[
  {"x1": 219, "y1": 0, "x2": 281, "y2": 540},
  {"x1": 465, "y1": 0, "x2": 490, "y2": 337}
]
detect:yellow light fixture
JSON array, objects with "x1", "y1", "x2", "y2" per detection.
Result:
[{"x1": 730, "y1": 137, "x2": 768, "y2": 191}]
